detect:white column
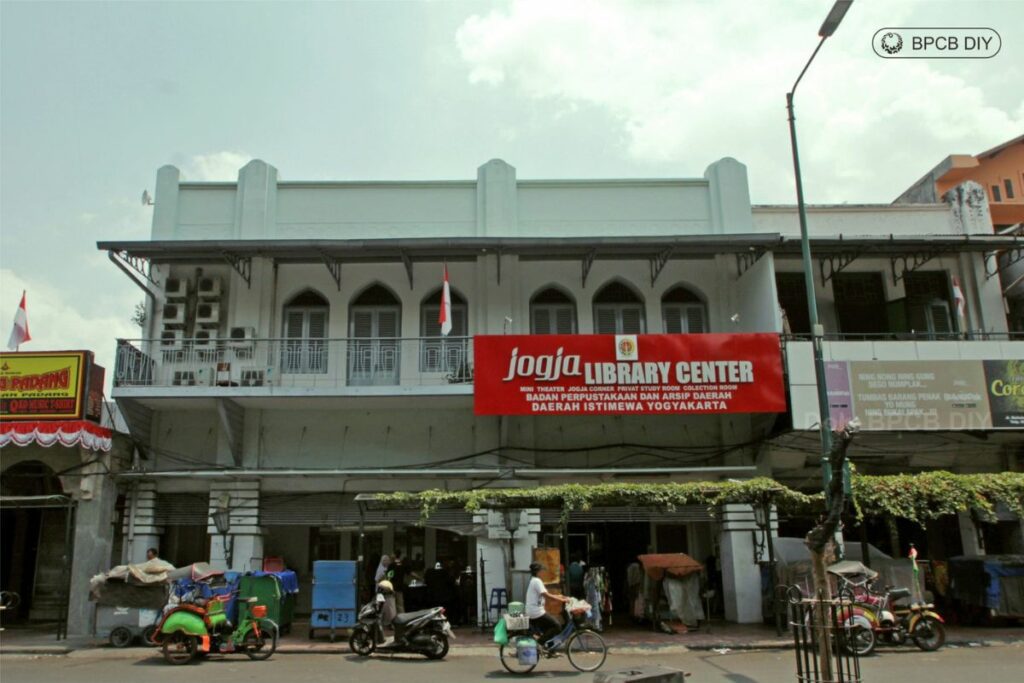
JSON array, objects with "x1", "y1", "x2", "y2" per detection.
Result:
[
  {"x1": 124, "y1": 482, "x2": 163, "y2": 564},
  {"x1": 719, "y1": 504, "x2": 763, "y2": 624},
  {"x1": 208, "y1": 481, "x2": 263, "y2": 571},
  {"x1": 958, "y1": 512, "x2": 985, "y2": 557}
]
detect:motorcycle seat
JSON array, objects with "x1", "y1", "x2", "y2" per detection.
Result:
[
  {"x1": 392, "y1": 609, "x2": 436, "y2": 626},
  {"x1": 889, "y1": 588, "x2": 911, "y2": 601}
]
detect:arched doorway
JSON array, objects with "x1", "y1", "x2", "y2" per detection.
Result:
[
  {"x1": 282, "y1": 289, "x2": 330, "y2": 374},
  {"x1": 348, "y1": 284, "x2": 402, "y2": 385},
  {"x1": 1, "y1": 461, "x2": 71, "y2": 623}
]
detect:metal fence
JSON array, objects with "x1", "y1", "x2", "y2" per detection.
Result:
[
  {"x1": 788, "y1": 586, "x2": 862, "y2": 683},
  {"x1": 114, "y1": 336, "x2": 473, "y2": 389}
]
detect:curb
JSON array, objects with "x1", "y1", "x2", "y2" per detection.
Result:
[{"x1": 3, "y1": 637, "x2": 1021, "y2": 658}]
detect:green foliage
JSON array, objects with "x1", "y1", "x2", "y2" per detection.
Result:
[
  {"x1": 850, "y1": 471, "x2": 1024, "y2": 525},
  {"x1": 374, "y1": 472, "x2": 1024, "y2": 527}
]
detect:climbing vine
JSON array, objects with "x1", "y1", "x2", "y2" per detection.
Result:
[{"x1": 373, "y1": 472, "x2": 1024, "y2": 527}]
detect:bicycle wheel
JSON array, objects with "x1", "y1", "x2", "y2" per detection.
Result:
[
  {"x1": 498, "y1": 636, "x2": 539, "y2": 675},
  {"x1": 244, "y1": 620, "x2": 278, "y2": 660},
  {"x1": 566, "y1": 629, "x2": 607, "y2": 672}
]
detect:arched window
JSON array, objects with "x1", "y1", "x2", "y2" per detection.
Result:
[
  {"x1": 593, "y1": 281, "x2": 645, "y2": 334},
  {"x1": 530, "y1": 287, "x2": 577, "y2": 335},
  {"x1": 661, "y1": 285, "x2": 707, "y2": 333},
  {"x1": 282, "y1": 289, "x2": 329, "y2": 374},
  {"x1": 348, "y1": 284, "x2": 401, "y2": 385},
  {"x1": 420, "y1": 287, "x2": 469, "y2": 376}
]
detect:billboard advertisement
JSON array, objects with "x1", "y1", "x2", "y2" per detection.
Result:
[
  {"x1": 826, "y1": 359, "x2": 1024, "y2": 430},
  {"x1": 473, "y1": 333, "x2": 786, "y2": 416},
  {"x1": 0, "y1": 351, "x2": 91, "y2": 420}
]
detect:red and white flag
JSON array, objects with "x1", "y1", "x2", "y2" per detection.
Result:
[
  {"x1": 438, "y1": 265, "x2": 452, "y2": 336},
  {"x1": 7, "y1": 290, "x2": 31, "y2": 351},
  {"x1": 952, "y1": 276, "x2": 966, "y2": 326}
]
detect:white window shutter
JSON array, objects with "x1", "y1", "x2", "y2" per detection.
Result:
[
  {"x1": 377, "y1": 308, "x2": 399, "y2": 337},
  {"x1": 595, "y1": 306, "x2": 618, "y2": 334},
  {"x1": 663, "y1": 306, "x2": 683, "y2": 334},
  {"x1": 685, "y1": 305, "x2": 706, "y2": 333},
  {"x1": 621, "y1": 306, "x2": 643, "y2": 334},
  {"x1": 555, "y1": 306, "x2": 575, "y2": 334}
]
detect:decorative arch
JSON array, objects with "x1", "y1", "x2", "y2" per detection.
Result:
[
  {"x1": 0, "y1": 460, "x2": 64, "y2": 497},
  {"x1": 347, "y1": 283, "x2": 403, "y2": 386},
  {"x1": 592, "y1": 279, "x2": 646, "y2": 334},
  {"x1": 530, "y1": 285, "x2": 577, "y2": 334},
  {"x1": 661, "y1": 283, "x2": 708, "y2": 333}
]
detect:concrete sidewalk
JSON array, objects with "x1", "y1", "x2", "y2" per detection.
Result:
[{"x1": 3, "y1": 619, "x2": 1022, "y2": 657}]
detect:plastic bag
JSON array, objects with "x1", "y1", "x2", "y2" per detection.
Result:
[{"x1": 493, "y1": 617, "x2": 508, "y2": 645}]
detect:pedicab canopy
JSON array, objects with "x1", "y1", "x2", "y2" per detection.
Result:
[{"x1": 638, "y1": 553, "x2": 704, "y2": 581}]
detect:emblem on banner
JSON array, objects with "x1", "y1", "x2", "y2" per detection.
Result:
[{"x1": 615, "y1": 334, "x2": 638, "y2": 361}]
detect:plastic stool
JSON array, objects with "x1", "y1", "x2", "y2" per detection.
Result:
[{"x1": 489, "y1": 588, "x2": 508, "y2": 620}]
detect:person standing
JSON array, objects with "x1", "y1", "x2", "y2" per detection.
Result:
[
  {"x1": 391, "y1": 550, "x2": 406, "y2": 614},
  {"x1": 526, "y1": 562, "x2": 569, "y2": 648},
  {"x1": 374, "y1": 555, "x2": 396, "y2": 626}
]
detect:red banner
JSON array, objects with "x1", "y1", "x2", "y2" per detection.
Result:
[{"x1": 473, "y1": 334, "x2": 785, "y2": 416}]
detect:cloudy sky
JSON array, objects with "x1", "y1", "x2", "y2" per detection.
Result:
[{"x1": 1, "y1": 0, "x2": 1022, "y2": 385}]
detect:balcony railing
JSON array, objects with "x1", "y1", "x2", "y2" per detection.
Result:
[{"x1": 114, "y1": 337, "x2": 473, "y2": 389}]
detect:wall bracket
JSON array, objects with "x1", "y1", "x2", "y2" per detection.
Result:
[
  {"x1": 819, "y1": 250, "x2": 866, "y2": 285},
  {"x1": 320, "y1": 253, "x2": 342, "y2": 291},
  {"x1": 985, "y1": 246, "x2": 1024, "y2": 280},
  {"x1": 582, "y1": 249, "x2": 597, "y2": 288},
  {"x1": 736, "y1": 249, "x2": 766, "y2": 278},
  {"x1": 222, "y1": 251, "x2": 252, "y2": 288},
  {"x1": 650, "y1": 248, "x2": 674, "y2": 286}
]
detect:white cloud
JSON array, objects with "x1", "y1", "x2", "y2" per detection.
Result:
[
  {"x1": 456, "y1": 0, "x2": 1024, "y2": 202},
  {"x1": 182, "y1": 151, "x2": 253, "y2": 181},
  {"x1": 1, "y1": 268, "x2": 137, "y2": 396}
]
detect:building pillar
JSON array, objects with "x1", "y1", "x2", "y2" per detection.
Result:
[
  {"x1": 208, "y1": 481, "x2": 263, "y2": 572},
  {"x1": 123, "y1": 481, "x2": 163, "y2": 564},
  {"x1": 424, "y1": 528, "x2": 437, "y2": 569},
  {"x1": 719, "y1": 504, "x2": 762, "y2": 624},
  {"x1": 473, "y1": 509, "x2": 540, "y2": 624},
  {"x1": 62, "y1": 456, "x2": 118, "y2": 637},
  {"x1": 958, "y1": 512, "x2": 985, "y2": 557}
]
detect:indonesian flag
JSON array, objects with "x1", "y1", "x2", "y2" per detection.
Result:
[
  {"x1": 439, "y1": 265, "x2": 452, "y2": 336},
  {"x1": 952, "y1": 276, "x2": 966, "y2": 326},
  {"x1": 6, "y1": 290, "x2": 30, "y2": 351},
  {"x1": 909, "y1": 544, "x2": 920, "y2": 594}
]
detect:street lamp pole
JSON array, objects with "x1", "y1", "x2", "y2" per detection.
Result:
[{"x1": 785, "y1": 0, "x2": 853, "y2": 500}]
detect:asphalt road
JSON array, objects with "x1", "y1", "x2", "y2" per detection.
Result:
[{"x1": 2, "y1": 643, "x2": 1022, "y2": 682}]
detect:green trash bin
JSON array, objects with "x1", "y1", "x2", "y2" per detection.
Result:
[{"x1": 238, "y1": 574, "x2": 287, "y2": 633}]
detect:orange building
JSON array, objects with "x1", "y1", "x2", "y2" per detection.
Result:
[{"x1": 896, "y1": 134, "x2": 1024, "y2": 228}]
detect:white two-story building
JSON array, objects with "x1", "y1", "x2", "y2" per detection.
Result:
[{"x1": 99, "y1": 157, "x2": 1023, "y2": 625}]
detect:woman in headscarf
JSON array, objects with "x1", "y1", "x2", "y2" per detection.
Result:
[{"x1": 374, "y1": 555, "x2": 397, "y2": 627}]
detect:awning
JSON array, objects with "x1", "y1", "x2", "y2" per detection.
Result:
[{"x1": 0, "y1": 420, "x2": 113, "y2": 452}]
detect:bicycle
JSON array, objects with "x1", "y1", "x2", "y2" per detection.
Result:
[{"x1": 498, "y1": 601, "x2": 607, "y2": 675}]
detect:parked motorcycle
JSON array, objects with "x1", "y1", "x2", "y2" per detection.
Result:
[
  {"x1": 153, "y1": 594, "x2": 278, "y2": 664},
  {"x1": 349, "y1": 583, "x2": 453, "y2": 659},
  {"x1": 829, "y1": 560, "x2": 945, "y2": 656}
]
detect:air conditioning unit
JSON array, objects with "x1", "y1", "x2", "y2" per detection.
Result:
[
  {"x1": 160, "y1": 329, "x2": 184, "y2": 351},
  {"x1": 197, "y1": 276, "x2": 222, "y2": 300},
  {"x1": 162, "y1": 303, "x2": 186, "y2": 327},
  {"x1": 194, "y1": 329, "x2": 218, "y2": 348},
  {"x1": 164, "y1": 277, "x2": 188, "y2": 300},
  {"x1": 196, "y1": 302, "x2": 221, "y2": 327},
  {"x1": 172, "y1": 370, "x2": 197, "y2": 386},
  {"x1": 228, "y1": 326, "x2": 256, "y2": 348}
]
